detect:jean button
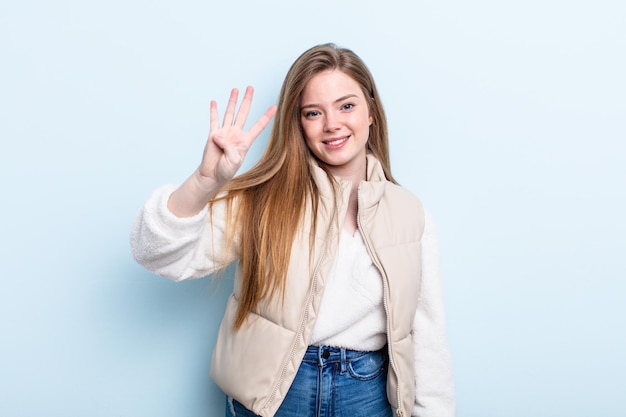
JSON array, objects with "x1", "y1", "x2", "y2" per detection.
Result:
[{"x1": 322, "y1": 349, "x2": 330, "y2": 359}]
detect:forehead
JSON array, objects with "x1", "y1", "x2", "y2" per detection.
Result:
[{"x1": 301, "y1": 70, "x2": 363, "y2": 101}]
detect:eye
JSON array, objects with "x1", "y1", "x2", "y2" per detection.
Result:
[
  {"x1": 341, "y1": 103, "x2": 354, "y2": 111},
  {"x1": 303, "y1": 110, "x2": 320, "y2": 118}
]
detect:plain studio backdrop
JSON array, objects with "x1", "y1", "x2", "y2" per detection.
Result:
[{"x1": 1, "y1": 0, "x2": 624, "y2": 416}]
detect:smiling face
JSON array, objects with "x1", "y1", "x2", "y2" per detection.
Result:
[{"x1": 300, "y1": 69, "x2": 373, "y2": 179}]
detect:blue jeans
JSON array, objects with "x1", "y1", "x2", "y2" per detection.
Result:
[{"x1": 225, "y1": 345, "x2": 393, "y2": 417}]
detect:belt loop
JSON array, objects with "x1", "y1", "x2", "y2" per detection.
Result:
[
  {"x1": 340, "y1": 347, "x2": 347, "y2": 373},
  {"x1": 319, "y1": 345, "x2": 333, "y2": 367}
]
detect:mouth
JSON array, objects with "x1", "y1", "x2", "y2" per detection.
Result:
[{"x1": 322, "y1": 135, "x2": 349, "y2": 147}]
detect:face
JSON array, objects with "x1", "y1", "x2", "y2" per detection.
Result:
[{"x1": 300, "y1": 70, "x2": 372, "y2": 178}]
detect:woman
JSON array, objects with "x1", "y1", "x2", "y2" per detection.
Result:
[{"x1": 131, "y1": 43, "x2": 455, "y2": 417}]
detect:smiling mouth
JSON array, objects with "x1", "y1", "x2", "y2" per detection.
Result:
[{"x1": 323, "y1": 136, "x2": 349, "y2": 146}]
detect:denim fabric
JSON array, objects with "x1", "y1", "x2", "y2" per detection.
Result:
[{"x1": 225, "y1": 345, "x2": 393, "y2": 417}]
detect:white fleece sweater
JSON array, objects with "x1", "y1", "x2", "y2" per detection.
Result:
[
  {"x1": 310, "y1": 228, "x2": 387, "y2": 350},
  {"x1": 131, "y1": 186, "x2": 456, "y2": 417}
]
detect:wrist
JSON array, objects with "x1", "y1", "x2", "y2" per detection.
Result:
[
  {"x1": 191, "y1": 169, "x2": 225, "y2": 197},
  {"x1": 167, "y1": 170, "x2": 224, "y2": 218}
]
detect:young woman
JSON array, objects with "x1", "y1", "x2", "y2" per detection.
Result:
[{"x1": 131, "y1": 43, "x2": 455, "y2": 417}]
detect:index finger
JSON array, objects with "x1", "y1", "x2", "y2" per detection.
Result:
[{"x1": 247, "y1": 105, "x2": 277, "y2": 139}]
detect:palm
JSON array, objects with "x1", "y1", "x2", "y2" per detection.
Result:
[{"x1": 199, "y1": 87, "x2": 276, "y2": 184}]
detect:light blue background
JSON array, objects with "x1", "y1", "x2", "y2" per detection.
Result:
[{"x1": 1, "y1": 0, "x2": 624, "y2": 416}]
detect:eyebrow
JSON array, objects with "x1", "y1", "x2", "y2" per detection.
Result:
[{"x1": 300, "y1": 94, "x2": 360, "y2": 110}]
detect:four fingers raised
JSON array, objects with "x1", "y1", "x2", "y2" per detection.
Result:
[
  {"x1": 205, "y1": 87, "x2": 276, "y2": 182},
  {"x1": 211, "y1": 86, "x2": 274, "y2": 134}
]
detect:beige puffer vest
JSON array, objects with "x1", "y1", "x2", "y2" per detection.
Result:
[{"x1": 210, "y1": 155, "x2": 425, "y2": 417}]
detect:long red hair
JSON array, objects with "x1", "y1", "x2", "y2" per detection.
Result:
[{"x1": 215, "y1": 43, "x2": 395, "y2": 329}]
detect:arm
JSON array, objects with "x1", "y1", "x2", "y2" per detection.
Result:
[
  {"x1": 169, "y1": 86, "x2": 276, "y2": 217},
  {"x1": 130, "y1": 185, "x2": 237, "y2": 281},
  {"x1": 412, "y1": 210, "x2": 456, "y2": 417},
  {"x1": 130, "y1": 87, "x2": 276, "y2": 280}
]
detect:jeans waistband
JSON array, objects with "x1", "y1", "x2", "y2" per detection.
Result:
[{"x1": 303, "y1": 345, "x2": 386, "y2": 370}]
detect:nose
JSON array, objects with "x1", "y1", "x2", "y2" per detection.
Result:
[{"x1": 323, "y1": 112, "x2": 341, "y2": 132}]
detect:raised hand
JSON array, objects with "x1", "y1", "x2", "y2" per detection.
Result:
[
  {"x1": 167, "y1": 86, "x2": 276, "y2": 217},
  {"x1": 199, "y1": 86, "x2": 277, "y2": 185}
]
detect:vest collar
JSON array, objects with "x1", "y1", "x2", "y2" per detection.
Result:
[{"x1": 309, "y1": 154, "x2": 388, "y2": 207}]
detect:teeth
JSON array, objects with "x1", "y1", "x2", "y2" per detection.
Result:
[{"x1": 325, "y1": 137, "x2": 346, "y2": 146}]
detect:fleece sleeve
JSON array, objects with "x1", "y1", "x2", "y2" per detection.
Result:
[
  {"x1": 412, "y1": 210, "x2": 456, "y2": 417},
  {"x1": 130, "y1": 185, "x2": 239, "y2": 281}
]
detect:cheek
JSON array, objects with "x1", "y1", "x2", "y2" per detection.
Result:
[
  {"x1": 300, "y1": 121, "x2": 317, "y2": 142},
  {"x1": 303, "y1": 135, "x2": 314, "y2": 150}
]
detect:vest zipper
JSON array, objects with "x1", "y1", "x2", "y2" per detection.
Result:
[{"x1": 357, "y1": 183, "x2": 404, "y2": 417}]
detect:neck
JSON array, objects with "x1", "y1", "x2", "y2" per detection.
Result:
[
  {"x1": 327, "y1": 157, "x2": 368, "y2": 187},
  {"x1": 329, "y1": 157, "x2": 367, "y2": 235}
]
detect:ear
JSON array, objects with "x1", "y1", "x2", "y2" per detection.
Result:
[{"x1": 369, "y1": 115, "x2": 373, "y2": 126}]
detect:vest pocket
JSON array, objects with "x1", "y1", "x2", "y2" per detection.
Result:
[{"x1": 210, "y1": 294, "x2": 296, "y2": 414}]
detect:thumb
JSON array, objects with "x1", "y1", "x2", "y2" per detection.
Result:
[
  {"x1": 221, "y1": 142, "x2": 245, "y2": 168},
  {"x1": 211, "y1": 134, "x2": 227, "y2": 150}
]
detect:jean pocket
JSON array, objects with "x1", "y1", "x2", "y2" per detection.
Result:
[
  {"x1": 227, "y1": 397, "x2": 261, "y2": 417},
  {"x1": 347, "y1": 351, "x2": 386, "y2": 381}
]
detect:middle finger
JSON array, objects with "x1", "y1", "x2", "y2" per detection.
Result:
[{"x1": 233, "y1": 86, "x2": 254, "y2": 128}]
